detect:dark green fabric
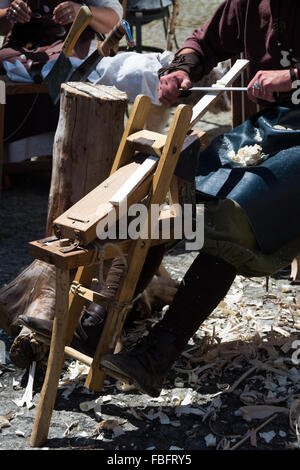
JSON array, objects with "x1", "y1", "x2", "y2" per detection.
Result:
[
  {"x1": 196, "y1": 105, "x2": 300, "y2": 254},
  {"x1": 202, "y1": 198, "x2": 300, "y2": 278}
]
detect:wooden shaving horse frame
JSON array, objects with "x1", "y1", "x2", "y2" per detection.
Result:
[{"x1": 27, "y1": 59, "x2": 249, "y2": 447}]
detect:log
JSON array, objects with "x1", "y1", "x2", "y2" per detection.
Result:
[
  {"x1": 46, "y1": 83, "x2": 128, "y2": 236},
  {"x1": 0, "y1": 84, "x2": 128, "y2": 368}
]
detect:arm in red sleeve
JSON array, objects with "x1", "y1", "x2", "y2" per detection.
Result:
[{"x1": 177, "y1": 0, "x2": 245, "y2": 79}]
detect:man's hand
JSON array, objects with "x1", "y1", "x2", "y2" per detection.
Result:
[
  {"x1": 247, "y1": 69, "x2": 293, "y2": 103},
  {"x1": 158, "y1": 70, "x2": 192, "y2": 106},
  {"x1": 6, "y1": 0, "x2": 31, "y2": 24},
  {"x1": 53, "y1": 1, "x2": 80, "y2": 25}
]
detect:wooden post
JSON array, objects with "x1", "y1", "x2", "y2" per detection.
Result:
[{"x1": 166, "y1": 0, "x2": 179, "y2": 51}]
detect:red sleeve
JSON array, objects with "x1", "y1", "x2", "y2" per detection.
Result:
[{"x1": 177, "y1": 0, "x2": 245, "y2": 77}]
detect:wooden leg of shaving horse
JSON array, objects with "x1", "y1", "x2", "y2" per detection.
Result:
[
  {"x1": 30, "y1": 264, "x2": 96, "y2": 447},
  {"x1": 85, "y1": 103, "x2": 193, "y2": 391},
  {"x1": 30, "y1": 268, "x2": 70, "y2": 447}
]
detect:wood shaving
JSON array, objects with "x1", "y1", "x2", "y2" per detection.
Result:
[
  {"x1": 273, "y1": 125, "x2": 293, "y2": 131},
  {"x1": 238, "y1": 405, "x2": 289, "y2": 421},
  {"x1": 289, "y1": 399, "x2": 300, "y2": 433},
  {"x1": 228, "y1": 144, "x2": 264, "y2": 166},
  {"x1": 97, "y1": 418, "x2": 126, "y2": 433},
  {"x1": 12, "y1": 361, "x2": 36, "y2": 409},
  {"x1": 0, "y1": 413, "x2": 13, "y2": 430},
  {"x1": 205, "y1": 433, "x2": 217, "y2": 447},
  {"x1": 259, "y1": 430, "x2": 276, "y2": 443},
  {"x1": 63, "y1": 420, "x2": 79, "y2": 436},
  {"x1": 175, "y1": 405, "x2": 205, "y2": 417},
  {"x1": 230, "y1": 414, "x2": 278, "y2": 450}
]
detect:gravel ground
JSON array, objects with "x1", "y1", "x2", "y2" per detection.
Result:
[{"x1": 0, "y1": 0, "x2": 300, "y2": 454}]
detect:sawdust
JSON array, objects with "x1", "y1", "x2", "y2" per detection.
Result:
[{"x1": 1, "y1": 253, "x2": 299, "y2": 450}]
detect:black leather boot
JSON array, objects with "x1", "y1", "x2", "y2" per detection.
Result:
[
  {"x1": 101, "y1": 323, "x2": 188, "y2": 397},
  {"x1": 101, "y1": 252, "x2": 237, "y2": 397}
]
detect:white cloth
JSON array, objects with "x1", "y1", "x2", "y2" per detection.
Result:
[
  {"x1": 3, "y1": 50, "x2": 173, "y2": 163},
  {"x1": 90, "y1": 0, "x2": 123, "y2": 18},
  {"x1": 89, "y1": 50, "x2": 174, "y2": 105}
]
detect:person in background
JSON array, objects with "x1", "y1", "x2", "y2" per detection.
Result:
[{"x1": 0, "y1": 0, "x2": 122, "y2": 144}]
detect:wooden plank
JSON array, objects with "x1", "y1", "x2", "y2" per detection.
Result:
[
  {"x1": 109, "y1": 155, "x2": 158, "y2": 206},
  {"x1": 127, "y1": 129, "x2": 167, "y2": 156},
  {"x1": 29, "y1": 233, "x2": 170, "y2": 270},
  {"x1": 53, "y1": 158, "x2": 145, "y2": 244},
  {"x1": 28, "y1": 239, "x2": 131, "y2": 269},
  {"x1": 189, "y1": 59, "x2": 249, "y2": 130},
  {"x1": 53, "y1": 127, "x2": 210, "y2": 244},
  {"x1": 55, "y1": 172, "x2": 153, "y2": 245},
  {"x1": 110, "y1": 94, "x2": 152, "y2": 173}
]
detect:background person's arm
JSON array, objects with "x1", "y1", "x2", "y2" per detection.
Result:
[
  {"x1": 53, "y1": 0, "x2": 122, "y2": 34},
  {"x1": 0, "y1": 0, "x2": 31, "y2": 36}
]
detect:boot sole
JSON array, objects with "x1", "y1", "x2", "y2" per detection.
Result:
[{"x1": 100, "y1": 358, "x2": 161, "y2": 398}]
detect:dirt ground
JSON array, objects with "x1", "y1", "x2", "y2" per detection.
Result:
[{"x1": 0, "y1": 0, "x2": 300, "y2": 454}]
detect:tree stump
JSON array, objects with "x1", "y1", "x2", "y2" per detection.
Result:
[
  {"x1": 46, "y1": 83, "x2": 128, "y2": 236},
  {"x1": 0, "y1": 83, "x2": 128, "y2": 368}
]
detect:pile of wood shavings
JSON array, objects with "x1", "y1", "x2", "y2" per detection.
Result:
[
  {"x1": 170, "y1": 275, "x2": 300, "y2": 449},
  {"x1": 115, "y1": 274, "x2": 300, "y2": 450},
  {"x1": 39, "y1": 274, "x2": 299, "y2": 450},
  {"x1": 227, "y1": 144, "x2": 265, "y2": 166}
]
